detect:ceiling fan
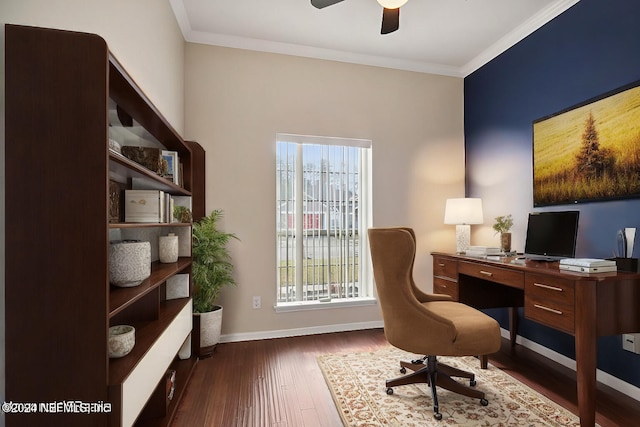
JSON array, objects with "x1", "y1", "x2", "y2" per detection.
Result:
[{"x1": 311, "y1": 0, "x2": 408, "y2": 35}]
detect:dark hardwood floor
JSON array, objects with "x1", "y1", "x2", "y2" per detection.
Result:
[{"x1": 172, "y1": 329, "x2": 640, "y2": 426}]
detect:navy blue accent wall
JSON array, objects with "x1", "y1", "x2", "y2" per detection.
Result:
[{"x1": 465, "y1": 0, "x2": 640, "y2": 387}]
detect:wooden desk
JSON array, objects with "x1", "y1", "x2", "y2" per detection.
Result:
[{"x1": 432, "y1": 252, "x2": 640, "y2": 427}]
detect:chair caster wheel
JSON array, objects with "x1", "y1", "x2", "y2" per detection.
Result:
[
  {"x1": 386, "y1": 387, "x2": 394, "y2": 395},
  {"x1": 470, "y1": 379, "x2": 477, "y2": 387},
  {"x1": 411, "y1": 359, "x2": 423, "y2": 364},
  {"x1": 480, "y1": 398, "x2": 488, "y2": 406},
  {"x1": 400, "y1": 367, "x2": 407, "y2": 374},
  {"x1": 433, "y1": 412, "x2": 442, "y2": 420}
]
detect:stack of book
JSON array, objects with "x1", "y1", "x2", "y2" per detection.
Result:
[
  {"x1": 465, "y1": 246, "x2": 502, "y2": 258},
  {"x1": 559, "y1": 258, "x2": 617, "y2": 273}
]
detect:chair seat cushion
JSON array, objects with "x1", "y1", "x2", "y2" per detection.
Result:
[{"x1": 422, "y1": 301, "x2": 501, "y2": 356}]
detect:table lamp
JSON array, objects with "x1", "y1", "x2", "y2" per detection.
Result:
[{"x1": 444, "y1": 198, "x2": 483, "y2": 254}]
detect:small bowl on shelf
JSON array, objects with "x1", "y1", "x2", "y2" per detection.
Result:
[{"x1": 108, "y1": 325, "x2": 135, "y2": 358}]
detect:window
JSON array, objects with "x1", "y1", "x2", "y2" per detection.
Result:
[{"x1": 276, "y1": 134, "x2": 372, "y2": 308}]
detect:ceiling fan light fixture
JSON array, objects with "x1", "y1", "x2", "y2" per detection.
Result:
[{"x1": 376, "y1": 0, "x2": 408, "y2": 9}]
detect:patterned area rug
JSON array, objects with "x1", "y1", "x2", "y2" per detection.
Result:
[{"x1": 318, "y1": 347, "x2": 584, "y2": 426}]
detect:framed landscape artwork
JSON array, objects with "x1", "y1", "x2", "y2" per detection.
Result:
[
  {"x1": 533, "y1": 79, "x2": 640, "y2": 206},
  {"x1": 162, "y1": 150, "x2": 180, "y2": 185}
]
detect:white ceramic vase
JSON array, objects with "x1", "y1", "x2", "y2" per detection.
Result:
[
  {"x1": 159, "y1": 233, "x2": 179, "y2": 263},
  {"x1": 109, "y1": 240, "x2": 151, "y2": 287}
]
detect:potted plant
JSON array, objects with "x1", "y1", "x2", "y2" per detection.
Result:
[
  {"x1": 493, "y1": 214, "x2": 514, "y2": 253},
  {"x1": 174, "y1": 205, "x2": 192, "y2": 223},
  {"x1": 191, "y1": 209, "x2": 238, "y2": 357}
]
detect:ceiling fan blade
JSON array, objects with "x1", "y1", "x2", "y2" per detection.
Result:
[
  {"x1": 381, "y1": 8, "x2": 400, "y2": 34},
  {"x1": 311, "y1": 0, "x2": 344, "y2": 9}
]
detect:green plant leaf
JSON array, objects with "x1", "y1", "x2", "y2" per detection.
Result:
[
  {"x1": 492, "y1": 214, "x2": 513, "y2": 235},
  {"x1": 191, "y1": 210, "x2": 239, "y2": 313}
]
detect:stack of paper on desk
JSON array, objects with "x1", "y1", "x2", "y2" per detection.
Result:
[
  {"x1": 559, "y1": 258, "x2": 617, "y2": 273},
  {"x1": 465, "y1": 246, "x2": 501, "y2": 258}
]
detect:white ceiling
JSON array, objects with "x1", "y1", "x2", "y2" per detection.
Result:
[{"x1": 170, "y1": 0, "x2": 579, "y2": 77}]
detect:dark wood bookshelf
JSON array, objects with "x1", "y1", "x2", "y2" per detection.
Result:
[{"x1": 5, "y1": 24, "x2": 203, "y2": 427}]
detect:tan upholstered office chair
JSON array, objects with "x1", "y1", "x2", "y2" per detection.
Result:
[{"x1": 368, "y1": 227, "x2": 501, "y2": 420}]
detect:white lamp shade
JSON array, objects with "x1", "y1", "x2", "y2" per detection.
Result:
[
  {"x1": 377, "y1": 0, "x2": 409, "y2": 9},
  {"x1": 444, "y1": 198, "x2": 483, "y2": 225}
]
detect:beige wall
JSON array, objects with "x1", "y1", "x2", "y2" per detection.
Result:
[
  {"x1": 184, "y1": 43, "x2": 466, "y2": 339},
  {"x1": 0, "y1": 0, "x2": 185, "y2": 414}
]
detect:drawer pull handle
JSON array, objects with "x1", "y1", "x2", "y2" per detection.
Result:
[
  {"x1": 479, "y1": 270, "x2": 493, "y2": 277},
  {"x1": 533, "y1": 282, "x2": 563, "y2": 292},
  {"x1": 438, "y1": 263, "x2": 445, "y2": 267},
  {"x1": 534, "y1": 304, "x2": 563, "y2": 315}
]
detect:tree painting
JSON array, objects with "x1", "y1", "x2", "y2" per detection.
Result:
[
  {"x1": 533, "y1": 82, "x2": 640, "y2": 206},
  {"x1": 574, "y1": 112, "x2": 613, "y2": 179}
]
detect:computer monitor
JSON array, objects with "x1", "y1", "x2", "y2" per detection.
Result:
[{"x1": 524, "y1": 211, "x2": 580, "y2": 261}]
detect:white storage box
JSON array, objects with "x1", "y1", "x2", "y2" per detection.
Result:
[{"x1": 125, "y1": 190, "x2": 164, "y2": 223}]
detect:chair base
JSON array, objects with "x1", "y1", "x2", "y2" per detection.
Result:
[{"x1": 385, "y1": 355, "x2": 488, "y2": 420}]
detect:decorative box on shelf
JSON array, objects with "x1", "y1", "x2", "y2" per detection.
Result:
[
  {"x1": 166, "y1": 274, "x2": 190, "y2": 300},
  {"x1": 125, "y1": 189, "x2": 164, "y2": 223},
  {"x1": 121, "y1": 146, "x2": 168, "y2": 176}
]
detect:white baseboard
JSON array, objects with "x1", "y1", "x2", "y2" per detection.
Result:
[
  {"x1": 499, "y1": 328, "x2": 640, "y2": 403},
  {"x1": 219, "y1": 320, "x2": 385, "y2": 343}
]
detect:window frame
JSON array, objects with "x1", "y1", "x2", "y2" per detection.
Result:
[{"x1": 275, "y1": 133, "x2": 374, "y2": 311}]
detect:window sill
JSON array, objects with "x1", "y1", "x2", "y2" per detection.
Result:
[{"x1": 274, "y1": 297, "x2": 377, "y2": 313}]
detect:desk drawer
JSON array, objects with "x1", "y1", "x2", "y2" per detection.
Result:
[
  {"x1": 458, "y1": 261, "x2": 524, "y2": 289},
  {"x1": 433, "y1": 256, "x2": 457, "y2": 280},
  {"x1": 525, "y1": 274, "x2": 574, "y2": 305},
  {"x1": 433, "y1": 277, "x2": 458, "y2": 300},
  {"x1": 525, "y1": 295, "x2": 574, "y2": 333},
  {"x1": 525, "y1": 273, "x2": 575, "y2": 333}
]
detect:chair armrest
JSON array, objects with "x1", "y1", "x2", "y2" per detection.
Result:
[
  {"x1": 412, "y1": 283, "x2": 453, "y2": 302},
  {"x1": 425, "y1": 293, "x2": 453, "y2": 302}
]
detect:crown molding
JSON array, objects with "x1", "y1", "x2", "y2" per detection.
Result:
[
  {"x1": 461, "y1": 0, "x2": 580, "y2": 76},
  {"x1": 187, "y1": 29, "x2": 463, "y2": 77},
  {"x1": 171, "y1": 0, "x2": 579, "y2": 78}
]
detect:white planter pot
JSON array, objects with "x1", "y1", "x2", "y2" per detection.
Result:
[{"x1": 197, "y1": 306, "x2": 223, "y2": 349}]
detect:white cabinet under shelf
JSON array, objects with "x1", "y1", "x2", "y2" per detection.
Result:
[{"x1": 117, "y1": 300, "x2": 192, "y2": 427}]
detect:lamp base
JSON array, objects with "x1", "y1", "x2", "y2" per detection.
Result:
[{"x1": 455, "y1": 224, "x2": 470, "y2": 254}]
